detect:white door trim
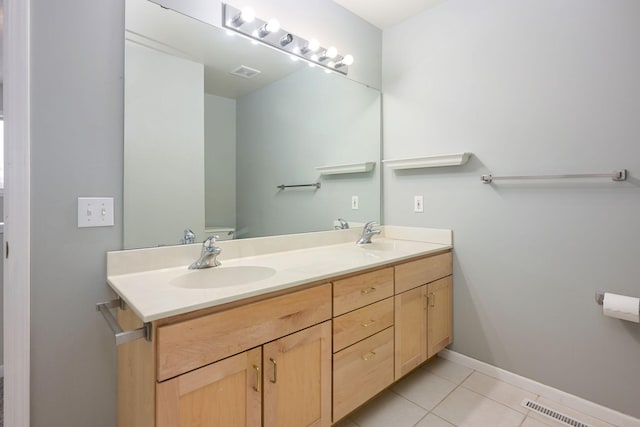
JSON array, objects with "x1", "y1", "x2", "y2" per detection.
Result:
[{"x1": 3, "y1": 0, "x2": 31, "y2": 425}]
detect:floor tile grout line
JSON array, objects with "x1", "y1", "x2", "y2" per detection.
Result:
[{"x1": 458, "y1": 379, "x2": 541, "y2": 417}]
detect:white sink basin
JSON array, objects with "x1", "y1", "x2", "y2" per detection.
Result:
[
  {"x1": 170, "y1": 266, "x2": 277, "y2": 289},
  {"x1": 358, "y1": 241, "x2": 397, "y2": 252}
]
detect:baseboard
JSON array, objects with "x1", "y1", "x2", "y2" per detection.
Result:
[{"x1": 439, "y1": 349, "x2": 640, "y2": 427}]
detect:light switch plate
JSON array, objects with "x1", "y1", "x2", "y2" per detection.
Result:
[
  {"x1": 414, "y1": 195, "x2": 424, "y2": 213},
  {"x1": 351, "y1": 195, "x2": 359, "y2": 210},
  {"x1": 78, "y1": 197, "x2": 114, "y2": 228}
]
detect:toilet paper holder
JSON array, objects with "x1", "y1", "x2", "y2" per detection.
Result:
[{"x1": 595, "y1": 291, "x2": 605, "y2": 305}]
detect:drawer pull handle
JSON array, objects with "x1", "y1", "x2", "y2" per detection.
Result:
[
  {"x1": 361, "y1": 320, "x2": 376, "y2": 327},
  {"x1": 252, "y1": 365, "x2": 261, "y2": 392},
  {"x1": 269, "y1": 358, "x2": 277, "y2": 384},
  {"x1": 429, "y1": 292, "x2": 436, "y2": 307},
  {"x1": 362, "y1": 351, "x2": 376, "y2": 361},
  {"x1": 361, "y1": 287, "x2": 377, "y2": 295}
]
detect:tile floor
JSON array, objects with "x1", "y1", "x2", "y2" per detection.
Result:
[{"x1": 334, "y1": 356, "x2": 617, "y2": 427}]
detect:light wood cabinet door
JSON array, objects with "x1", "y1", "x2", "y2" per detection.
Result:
[
  {"x1": 156, "y1": 347, "x2": 262, "y2": 427},
  {"x1": 427, "y1": 276, "x2": 453, "y2": 359},
  {"x1": 394, "y1": 285, "x2": 427, "y2": 380},
  {"x1": 263, "y1": 321, "x2": 332, "y2": 427}
]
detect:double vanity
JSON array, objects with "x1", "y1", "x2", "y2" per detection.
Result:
[{"x1": 107, "y1": 226, "x2": 454, "y2": 427}]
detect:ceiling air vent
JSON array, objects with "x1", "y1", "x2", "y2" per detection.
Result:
[
  {"x1": 230, "y1": 65, "x2": 261, "y2": 79},
  {"x1": 521, "y1": 399, "x2": 594, "y2": 427}
]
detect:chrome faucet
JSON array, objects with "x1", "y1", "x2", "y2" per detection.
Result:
[
  {"x1": 356, "y1": 221, "x2": 381, "y2": 244},
  {"x1": 189, "y1": 235, "x2": 222, "y2": 269},
  {"x1": 334, "y1": 218, "x2": 350, "y2": 230},
  {"x1": 181, "y1": 228, "x2": 196, "y2": 245}
]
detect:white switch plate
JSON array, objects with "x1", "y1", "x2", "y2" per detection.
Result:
[
  {"x1": 414, "y1": 195, "x2": 424, "y2": 213},
  {"x1": 78, "y1": 197, "x2": 114, "y2": 228},
  {"x1": 351, "y1": 195, "x2": 359, "y2": 210}
]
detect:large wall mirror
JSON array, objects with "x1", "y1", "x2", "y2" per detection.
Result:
[{"x1": 124, "y1": 0, "x2": 381, "y2": 249}]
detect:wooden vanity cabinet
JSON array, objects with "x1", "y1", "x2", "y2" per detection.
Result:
[
  {"x1": 156, "y1": 322, "x2": 332, "y2": 427},
  {"x1": 119, "y1": 283, "x2": 332, "y2": 427},
  {"x1": 394, "y1": 253, "x2": 453, "y2": 380},
  {"x1": 118, "y1": 250, "x2": 453, "y2": 427}
]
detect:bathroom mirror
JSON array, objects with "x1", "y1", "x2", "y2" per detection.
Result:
[{"x1": 124, "y1": 0, "x2": 381, "y2": 249}]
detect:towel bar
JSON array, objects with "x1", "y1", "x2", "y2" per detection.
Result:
[{"x1": 96, "y1": 298, "x2": 151, "y2": 345}]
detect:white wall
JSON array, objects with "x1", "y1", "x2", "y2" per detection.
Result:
[
  {"x1": 204, "y1": 93, "x2": 236, "y2": 230},
  {"x1": 236, "y1": 67, "x2": 381, "y2": 238},
  {"x1": 383, "y1": 0, "x2": 640, "y2": 418},
  {"x1": 124, "y1": 41, "x2": 205, "y2": 248}
]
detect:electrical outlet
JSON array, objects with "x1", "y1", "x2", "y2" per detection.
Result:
[
  {"x1": 78, "y1": 197, "x2": 115, "y2": 227},
  {"x1": 351, "y1": 195, "x2": 359, "y2": 210},
  {"x1": 414, "y1": 195, "x2": 424, "y2": 213}
]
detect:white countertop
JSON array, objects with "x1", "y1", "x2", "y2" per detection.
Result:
[{"x1": 107, "y1": 226, "x2": 452, "y2": 322}]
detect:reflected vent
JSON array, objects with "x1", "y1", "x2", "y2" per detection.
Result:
[
  {"x1": 230, "y1": 65, "x2": 261, "y2": 79},
  {"x1": 521, "y1": 399, "x2": 593, "y2": 427}
]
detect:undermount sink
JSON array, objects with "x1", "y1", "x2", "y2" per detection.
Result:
[{"x1": 170, "y1": 266, "x2": 277, "y2": 289}]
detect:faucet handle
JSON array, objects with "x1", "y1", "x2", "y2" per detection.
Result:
[
  {"x1": 363, "y1": 221, "x2": 378, "y2": 231},
  {"x1": 203, "y1": 235, "x2": 220, "y2": 247}
]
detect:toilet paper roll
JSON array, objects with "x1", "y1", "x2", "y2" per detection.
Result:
[{"x1": 603, "y1": 293, "x2": 640, "y2": 323}]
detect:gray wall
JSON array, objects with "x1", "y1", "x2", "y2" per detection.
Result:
[
  {"x1": 27, "y1": 1, "x2": 379, "y2": 426},
  {"x1": 30, "y1": 1, "x2": 124, "y2": 426},
  {"x1": 237, "y1": 67, "x2": 381, "y2": 238},
  {"x1": 383, "y1": 0, "x2": 640, "y2": 418},
  {"x1": 204, "y1": 93, "x2": 236, "y2": 230}
]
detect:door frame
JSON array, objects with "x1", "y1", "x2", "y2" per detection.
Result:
[{"x1": 3, "y1": 0, "x2": 32, "y2": 425}]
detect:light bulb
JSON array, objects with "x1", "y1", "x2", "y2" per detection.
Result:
[
  {"x1": 327, "y1": 61, "x2": 336, "y2": 68},
  {"x1": 326, "y1": 46, "x2": 338, "y2": 59},
  {"x1": 310, "y1": 54, "x2": 319, "y2": 62},
  {"x1": 240, "y1": 7, "x2": 255, "y2": 23},
  {"x1": 231, "y1": 6, "x2": 255, "y2": 27},
  {"x1": 308, "y1": 39, "x2": 320, "y2": 52},
  {"x1": 265, "y1": 19, "x2": 280, "y2": 33},
  {"x1": 342, "y1": 54, "x2": 354, "y2": 66},
  {"x1": 301, "y1": 38, "x2": 320, "y2": 54}
]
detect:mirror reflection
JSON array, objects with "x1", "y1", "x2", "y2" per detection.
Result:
[{"x1": 124, "y1": 0, "x2": 381, "y2": 249}]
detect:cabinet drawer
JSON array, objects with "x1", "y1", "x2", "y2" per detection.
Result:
[
  {"x1": 395, "y1": 252, "x2": 452, "y2": 294},
  {"x1": 333, "y1": 268, "x2": 394, "y2": 316},
  {"x1": 156, "y1": 283, "x2": 332, "y2": 381},
  {"x1": 333, "y1": 298, "x2": 393, "y2": 352},
  {"x1": 333, "y1": 327, "x2": 394, "y2": 422}
]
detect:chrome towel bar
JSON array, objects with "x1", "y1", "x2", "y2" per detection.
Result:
[
  {"x1": 96, "y1": 298, "x2": 151, "y2": 345},
  {"x1": 481, "y1": 169, "x2": 627, "y2": 184},
  {"x1": 277, "y1": 182, "x2": 321, "y2": 190}
]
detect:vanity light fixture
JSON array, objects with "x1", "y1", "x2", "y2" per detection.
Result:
[
  {"x1": 230, "y1": 6, "x2": 255, "y2": 27},
  {"x1": 222, "y1": 3, "x2": 353, "y2": 76}
]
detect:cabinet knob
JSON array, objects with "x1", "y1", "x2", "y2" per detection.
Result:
[
  {"x1": 361, "y1": 287, "x2": 377, "y2": 295},
  {"x1": 361, "y1": 351, "x2": 377, "y2": 361},
  {"x1": 361, "y1": 319, "x2": 376, "y2": 327}
]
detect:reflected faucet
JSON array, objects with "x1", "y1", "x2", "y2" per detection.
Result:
[
  {"x1": 181, "y1": 229, "x2": 196, "y2": 245},
  {"x1": 356, "y1": 221, "x2": 381, "y2": 244},
  {"x1": 334, "y1": 218, "x2": 350, "y2": 230},
  {"x1": 189, "y1": 235, "x2": 222, "y2": 269}
]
